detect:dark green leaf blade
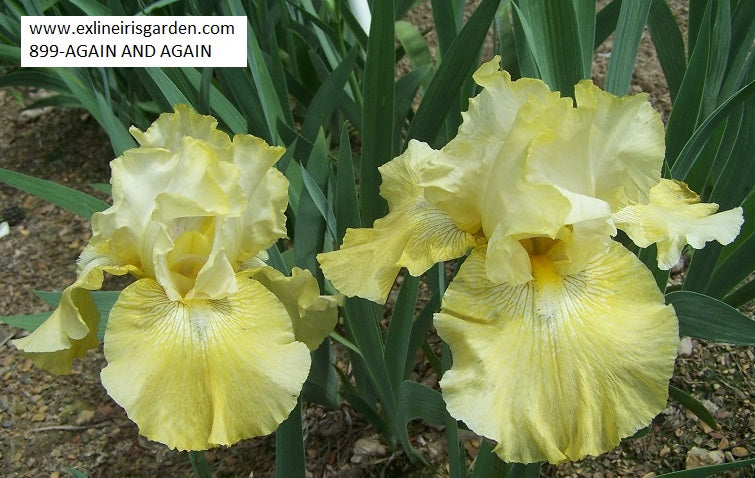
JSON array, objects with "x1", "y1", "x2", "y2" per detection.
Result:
[
  {"x1": 407, "y1": 0, "x2": 502, "y2": 145},
  {"x1": 0, "y1": 313, "x2": 49, "y2": 332},
  {"x1": 647, "y1": 0, "x2": 686, "y2": 103},
  {"x1": 655, "y1": 458, "x2": 755, "y2": 477},
  {"x1": 514, "y1": 0, "x2": 586, "y2": 96},
  {"x1": 275, "y1": 399, "x2": 305, "y2": 478},
  {"x1": 0, "y1": 168, "x2": 109, "y2": 219},
  {"x1": 399, "y1": 381, "x2": 450, "y2": 427},
  {"x1": 666, "y1": 291, "x2": 755, "y2": 345},
  {"x1": 360, "y1": 0, "x2": 395, "y2": 226},
  {"x1": 668, "y1": 385, "x2": 718, "y2": 430},
  {"x1": 604, "y1": 0, "x2": 652, "y2": 95}
]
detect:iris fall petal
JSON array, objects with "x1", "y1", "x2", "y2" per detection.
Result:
[
  {"x1": 250, "y1": 266, "x2": 338, "y2": 350},
  {"x1": 101, "y1": 275, "x2": 310, "y2": 450},
  {"x1": 13, "y1": 249, "x2": 137, "y2": 374},
  {"x1": 435, "y1": 244, "x2": 678, "y2": 464},
  {"x1": 318, "y1": 140, "x2": 477, "y2": 302}
]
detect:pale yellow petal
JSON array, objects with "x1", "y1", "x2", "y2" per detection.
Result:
[
  {"x1": 318, "y1": 142, "x2": 477, "y2": 302},
  {"x1": 238, "y1": 164, "x2": 289, "y2": 259},
  {"x1": 129, "y1": 104, "x2": 232, "y2": 152},
  {"x1": 229, "y1": 134, "x2": 288, "y2": 259},
  {"x1": 418, "y1": 58, "x2": 564, "y2": 233},
  {"x1": 151, "y1": 138, "x2": 244, "y2": 222},
  {"x1": 525, "y1": 80, "x2": 664, "y2": 212},
  {"x1": 13, "y1": 249, "x2": 136, "y2": 374},
  {"x1": 436, "y1": 243, "x2": 678, "y2": 464},
  {"x1": 614, "y1": 179, "x2": 745, "y2": 269},
  {"x1": 250, "y1": 266, "x2": 338, "y2": 350},
  {"x1": 92, "y1": 147, "x2": 176, "y2": 274},
  {"x1": 101, "y1": 275, "x2": 310, "y2": 450},
  {"x1": 14, "y1": 287, "x2": 99, "y2": 375}
]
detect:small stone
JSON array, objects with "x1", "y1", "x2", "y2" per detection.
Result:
[
  {"x1": 350, "y1": 435, "x2": 388, "y2": 464},
  {"x1": 75, "y1": 409, "x2": 95, "y2": 425},
  {"x1": 677, "y1": 337, "x2": 694, "y2": 357},
  {"x1": 686, "y1": 447, "x2": 725, "y2": 469},
  {"x1": 699, "y1": 421, "x2": 714, "y2": 434},
  {"x1": 731, "y1": 447, "x2": 749, "y2": 458},
  {"x1": 659, "y1": 445, "x2": 671, "y2": 457},
  {"x1": 701, "y1": 399, "x2": 719, "y2": 415},
  {"x1": 31, "y1": 411, "x2": 46, "y2": 422},
  {"x1": 641, "y1": 473, "x2": 656, "y2": 478},
  {"x1": 718, "y1": 437, "x2": 729, "y2": 449},
  {"x1": 50, "y1": 472, "x2": 60, "y2": 478}
]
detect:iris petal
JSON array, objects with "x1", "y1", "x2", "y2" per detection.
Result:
[
  {"x1": 101, "y1": 274, "x2": 310, "y2": 450},
  {"x1": 250, "y1": 266, "x2": 338, "y2": 350},
  {"x1": 435, "y1": 243, "x2": 678, "y2": 464},
  {"x1": 614, "y1": 179, "x2": 744, "y2": 269},
  {"x1": 318, "y1": 141, "x2": 477, "y2": 302},
  {"x1": 13, "y1": 248, "x2": 137, "y2": 374}
]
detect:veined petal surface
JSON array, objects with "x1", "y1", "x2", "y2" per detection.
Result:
[
  {"x1": 435, "y1": 243, "x2": 678, "y2": 464},
  {"x1": 318, "y1": 140, "x2": 477, "y2": 302},
  {"x1": 101, "y1": 275, "x2": 310, "y2": 450},
  {"x1": 614, "y1": 179, "x2": 744, "y2": 269}
]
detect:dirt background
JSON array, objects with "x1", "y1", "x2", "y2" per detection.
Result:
[{"x1": 1, "y1": 1, "x2": 753, "y2": 477}]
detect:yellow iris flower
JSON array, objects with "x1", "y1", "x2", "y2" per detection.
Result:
[
  {"x1": 318, "y1": 58, "x2": 743, "y2": 464},
  {"x1": 14, "y1": 106, "x2": 337, "y2": 451}
]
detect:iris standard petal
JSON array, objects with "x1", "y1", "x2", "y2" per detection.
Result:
[
  {"x1": 614, "y1": 179, "x2": 744, "y2": 269},
  {"x1": 13, "y1": 250, "x2": 137, "y2": 374},
  {"x1": 419, "y1": 59, "x2": 564, "y2": 233},
  {"x1": 318, "y1": 141, "x2": 477, "y2": 302},
  {"x1": 233, "y1": 135, "x2": 289, "y2": 258},
  {"x1": 435, "y1": 243, "x2": 678, "y2": 464},
  {"x1": 129, "y1": 104, "x2": 232, "y2": 152},
  {"x1": 101, "y1": 274, "x2": 310, "y2": 450},
  {"x1": 526, "y1": 80, "x2": 664, "y2": 212},
  {"x1": 250, "y1": 266, "x2": 338, "y2": 350}
]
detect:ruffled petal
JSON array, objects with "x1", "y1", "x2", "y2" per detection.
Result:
[
  {"x1": 13, "y1": 248, "x2": 136, "y2": 374},
  {"x1": 435, "y1": 243, "x2": 678, "y2": 464},
  {"x1": 250, "y1": 266, "x2": 338, "y2": 350},
  {"x1": 130, "y1": 104, "x2": 232, "y2": 152},
  {"x1": 525, "y1": 81, "x2": 664, "y2": 212},
  {"x1": 614, "y1": 179, "x2": 744, "y2": 269},
  {"x1": 101, "y1": 275, "x2": 310, "y2": 450},
  {"x1": 232, "y1": 134, "x2": 288, "y2": 258},
  {"x1": 98, "y1": 106, "x2": 288, "y2": 299},
  {"x1": 318, "y1": 141, "x2": 478, "y2": 302},
  {"x1": 418, "y1": 58, "x2": 564, "y2": 233}
]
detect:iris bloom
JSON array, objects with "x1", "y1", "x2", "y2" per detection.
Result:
[
  {"x1": 318, "y1": 58, "x2": 743, "y2": 464},
  {"x1": 14, "y1": 106, "x2": 337, "y2": 450}
]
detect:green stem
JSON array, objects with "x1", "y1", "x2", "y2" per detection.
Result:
[{"x1": 188, "y1": 451, "x2": 212, "y2": 478}]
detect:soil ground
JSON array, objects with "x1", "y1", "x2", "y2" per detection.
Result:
[{"x1": 1, "y1": 2, "x2": 753, "y2": 477}]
